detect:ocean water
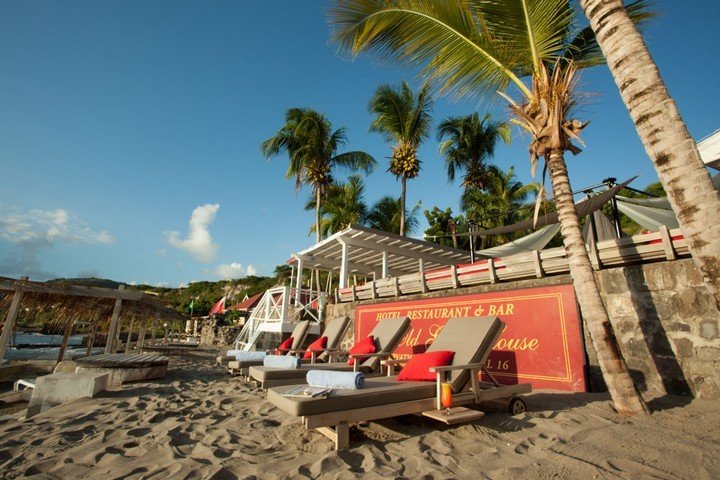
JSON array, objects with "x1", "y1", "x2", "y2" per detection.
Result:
[
  {"x1": 4, "y1": 333, "x2": 103, "y2": 361},
  {"x1": 10, "y1": 333, "x2": 86, "y2": 347}
]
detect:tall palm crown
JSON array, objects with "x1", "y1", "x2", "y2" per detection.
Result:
[
  {"x1": 367, "y1": 196, "x2": 421, "y2": 236},
  {"x1": 368, "y1": 81, "x2": 433, "y2": 236},
  {"x1": 305, "y1": 175, "x2": 368, "y2": 238},
  {"x1": 438, "y1": 113, "x2": 510, "y2": 191},
  {"x1": 329, "y1": 0, "x2": 650, "y2": 415},
  {"x1": 261, "y1": 108, "x2": 376, "y2": 243},
  {"x1": 462, "y1": 166, "x2": 539, "y2": 247}
]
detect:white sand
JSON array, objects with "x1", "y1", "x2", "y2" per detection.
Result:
[{"x1": 0, "y1": 351, "x2": 717, "y2": 479}]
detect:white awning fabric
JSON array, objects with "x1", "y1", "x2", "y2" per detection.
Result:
[
  {"x1": 616, "y1": 173, "x2": 720, "y2": 231},
  {"x1": 477, "y1": 224, "x2": 561, "y2": 258}
]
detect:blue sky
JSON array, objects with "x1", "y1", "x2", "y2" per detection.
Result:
[{"x1": 1, "y1": 0, "x2": 718, "y2": 286}]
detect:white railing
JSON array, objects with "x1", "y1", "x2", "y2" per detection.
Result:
[
  {"x1": 337, "y1": 226, "x2": 689, "y2": 303},
  {"x1": 232, "y1": 286, "x2": 326, "y2": 351}
]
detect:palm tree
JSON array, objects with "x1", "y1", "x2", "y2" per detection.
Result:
[
  {"x1": 329, "y1": 0, "x2": 650, "y2": 414},
  {"x1": 305, "y1": 174, "x2": 369, "y2": 237},
  {"x1": 462, "y1": 166, "x2": 540, "y2": 248},
  {"x1": 438, "y1": 113, "x2": 511, "y2": 191},
  {"x1": 580, "y1": 0, "x2": 720, "y2": 312},
  {"x1": 262, "y1": 108, "x2": 376, "y2": 243},
  {"x1": 367, "y1": 196, "x2": 421, "y2": 236},
  {"x1": 368, "y1": 82, "x2": 433, "y2": 236}
]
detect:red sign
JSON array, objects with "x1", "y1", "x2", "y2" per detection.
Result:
[{"x1": 355, "y1": 285, "x2": 586, "y2": 391}]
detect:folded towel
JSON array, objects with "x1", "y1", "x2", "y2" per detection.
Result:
[
  {"x1": 233, "y1": 351, "x2": 267, "y2": 363},
  {"x1": 226, "y1": 349, "x2": 243, "y2": 357},
  {"x1": 263, "y1": 355, "x2": 301, "y2": 369},
  {"x1": 306, "y1": 370, "x2": 365, "y2": 390}
]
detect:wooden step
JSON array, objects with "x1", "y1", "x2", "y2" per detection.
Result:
[{"x1": 422, "y1": 406, "x2": 485, "y2": 425}]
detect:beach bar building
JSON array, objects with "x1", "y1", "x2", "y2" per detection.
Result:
[{"x1": 275, "y1": 175, "x2": 720, "y2": 399}]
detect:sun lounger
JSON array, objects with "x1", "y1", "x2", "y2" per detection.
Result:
[
  {"x1": 226, "y1": 320, "x2": 311, "y2": 376},
  {"x1": 283, "y1": 315, "x2": 350, "y2": 364},
  {"x1": 249, "y1": 316, "x2": 410, "y2": 389},
  {"x1": 267, "y1": 316, "x2": 531, "y2": 450}
]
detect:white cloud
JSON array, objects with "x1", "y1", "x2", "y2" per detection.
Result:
[
  {"x1": 0, "y1": 208, "x2": 115, "y2": 245},
  {"x1": 166, "y1": 204, "x2": 220, "y2": 263},
  {"x1": 0, "y1": 206, "x2": 115, "y2": 280},
  {"x1": 213, "y1": 262, "x2": 257, "y2": 280},
  {"x1": 157, "y1": 248, "x2": 166, "y2": 256}
]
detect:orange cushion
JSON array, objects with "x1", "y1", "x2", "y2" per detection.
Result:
[
  {"x1": 397, "y1": 351, "x2": 455, "y2": 382},
  {"x1": 347, "y1": 335, "x2": 376, "y2": 366},
  {"x1": 274, "y1": 336, "x2": 294, "y2": 354},
  {"x1": 303, "y1": 336, "x2": 328, "y2": 360}
]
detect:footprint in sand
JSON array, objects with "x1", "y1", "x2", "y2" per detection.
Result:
[{"x1": 513, "y1": 432, "x2": 559, "y2": 455}]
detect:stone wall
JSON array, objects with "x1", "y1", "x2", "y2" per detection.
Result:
[
  {"x1": 327, "y1": 258, "x2": 720, "y2": 399},
  {"x1": 596, "y1": 258, "x2": 719, "y2": 399},
  {"x1": 198, "y1": 318, "x2": 241, "y2": 350}
]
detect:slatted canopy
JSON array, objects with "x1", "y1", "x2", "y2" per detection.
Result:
[
  {"x1": 698, "y1": 129, "x2": 720, "y2": 170},
  {"x1": 288, "y1": 225, "x2": 471, "y2": 288}
]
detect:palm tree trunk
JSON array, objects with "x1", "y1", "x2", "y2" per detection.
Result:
[
  {"x1": 547, "y1": 150, "x2": 649, "y2": 415},
  {"x1": 315, "y1": 188, "x2": 322, "y2": 244},
  {"x1": 581, "y1": 0, "x2": 720, "y2": 312},
  {"x1": 400, "y1": 176, "x2": 407, "y2": 236}
]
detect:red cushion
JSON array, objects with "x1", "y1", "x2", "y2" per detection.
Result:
[
  {"x1": 397, "y1": 351, "x2": 455, "y2": 382},
  {"x1": 274, "y1": 336, "x2": 294, "y2": 354},
  {"x1": 303, "y1": 336, "x2": 328, "y2": 360},
  {"x1": 347, "y1": 335, "x2": 376, "y2": 366}
]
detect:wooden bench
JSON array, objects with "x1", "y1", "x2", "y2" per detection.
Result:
[{"x1": 75, "y1": 353, "x2": 169, "y2": 387}]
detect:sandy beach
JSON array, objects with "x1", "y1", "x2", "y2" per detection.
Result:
[{"x1": 0, "y1": 351, "x2": 716, "y2": 479}]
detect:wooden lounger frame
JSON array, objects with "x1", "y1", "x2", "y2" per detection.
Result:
[
  {"x1": 287, "y1": 321, "x2": 530, "y2": 450},
  {"x1": 302, "y1": 366, "x2": 530, "y2": 450}
]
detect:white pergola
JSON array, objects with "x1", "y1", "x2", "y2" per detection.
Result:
[
  {"x1": 288, "y1": 225, "x2": 471, "y2": 289},
  {"x1": 698, "y1": 129, "x2": 720, "y2": 170}
]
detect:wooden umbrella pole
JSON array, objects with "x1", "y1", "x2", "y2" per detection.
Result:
[
  {"x1": 56, "y1": 317, "x2": 75, "y2": 365},
  {"x1": 125, "y1": 315, "x2": 136, "y2": 353}
]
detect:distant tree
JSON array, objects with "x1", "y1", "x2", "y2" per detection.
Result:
[
  {"x1": 644, "y1": 181, "x2": 666, "y2": 197},
  {"x1": 437, "y1": 113, "x2": 510, "y2": 191},
  {"x1": 423, "y1": 207, "x2": 467, "y2": 249},
  {"x1": 367, "y1": 196, "x2": 421, "y2": 236},
  {"x1": 262, "y1": 108, "x2": 376, "y2": 243},
  {"x1": 368, "y1": 82, "x2": 433, "y2": 235},
  {"x1": 305, "y1": 174, "x2": 368, "y2": 237},
  {"x1": 273, "y1": 265, "x2": 293, "y2": 285},
  {"x1": 461, "y1": 166, "x2": 539, "y2": 248}
]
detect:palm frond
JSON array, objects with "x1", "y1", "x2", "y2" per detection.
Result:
[
  {"x1": 329, "y1": 0, "x2": 531, "y2": 99},
  {"x1": 471, "y1": 0, "x2": 573, "y2": 75}
]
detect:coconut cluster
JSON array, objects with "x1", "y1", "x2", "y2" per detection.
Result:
[{"x1": 390, "y1": 145, "x2": 420, "y2": 179}]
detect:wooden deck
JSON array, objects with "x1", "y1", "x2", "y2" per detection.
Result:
[
  {"x1": 75, "y1": 353, "x2": 169, "y2": 368},
  {"x1": 337, "y1": 226, "x2": 688, "y2": 303}
]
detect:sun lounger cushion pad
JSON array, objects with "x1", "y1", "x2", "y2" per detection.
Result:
[
  {"x1": 274, "y1": 337, "x2": 294, "y2": 354},
  {"x1": 268, "y1": 376, "x2": 436, "y2": 417},
  {"x1": 226, "y1": 349, "x2": 244, "y2": 357},
  {"x1": 249, "y1": 362, "x2": 373, "y2": 381},
  {"x1": 397, "y1": 351, "x2": 455, "y2": 381},
  {"x1": 234, "y1": 351, "x2": 267, "y2": 362},
  {"x1": 303, "y1": 336, "x2": 328, "y2": 360},
  {"x1": 307, "y1": 370, "x2": 365, "y2": 390},
  {"x1": 264, "y1": 355, "x2": 301, "y2": 369},
  {"x1": 348, "y1": 336, "x2": 376, "y2": 365}
]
